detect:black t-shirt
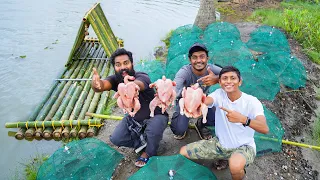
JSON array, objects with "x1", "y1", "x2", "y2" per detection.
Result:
[{"x1": 106, "y1": 72, "x2": 165, "y2": 122}]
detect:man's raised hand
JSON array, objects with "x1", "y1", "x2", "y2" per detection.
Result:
[
  {"x1": 197, "y1": 67, "x2": 218, "y2": 87},
  {"x1": 92, "y1": 68, "x2": 102, "y2": 90},
  {"x1": 220, "y1": 106, "x2": 247, "y2": 124}
]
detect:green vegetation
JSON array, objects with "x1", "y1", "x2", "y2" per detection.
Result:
[
  {"x1": 249, "y1": 1, "x2": 320, "y2": 64},
  {"x1": 313, "y1": 116, "x2": 320, "y2": 145},
  {"x1": 19, "y1": 55, "x2": 26, "y2": 58},
  {"x1": 12, "y1": 154, "x2": 49, "y2": 180},
  {"x1": 316, "y1": 88, "x2": 320, "y2": 101},
  {"x1": 161, "y1": 30, "x2": 173, "y2": 49}
]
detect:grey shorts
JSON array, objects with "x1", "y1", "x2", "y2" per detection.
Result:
[{"x1": 186, "y1": 137, "x2": 256, "y2": 167}]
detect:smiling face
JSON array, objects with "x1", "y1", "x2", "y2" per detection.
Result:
[
  {"x1": 219, "y1": 71, "x2": 242, "y2": 93},
  {"x1": 189, "y1": 51, "x2": 209, "y2": 72},
  {"x1": 114, "y1": 54, "x2": 135, "y2": 81}
]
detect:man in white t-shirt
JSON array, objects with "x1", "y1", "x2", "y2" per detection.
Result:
[{"x1": 179, "y1": 66, "x2": 269, "y2": 180}]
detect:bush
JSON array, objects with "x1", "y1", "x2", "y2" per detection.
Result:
[{"x1": 249, "y1": 2, "x2": 320, "y2": 64}]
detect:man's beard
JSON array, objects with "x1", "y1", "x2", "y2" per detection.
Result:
[{"x1": 115, "y1": 67, "x2": 136, "y2": 82}]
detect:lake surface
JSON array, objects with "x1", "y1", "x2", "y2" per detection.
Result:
[{"x1": 0, "y1": 0, "x2": 199, "y2": 178}]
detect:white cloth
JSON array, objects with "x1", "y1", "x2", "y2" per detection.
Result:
[{"x1": 208, "y1": 88, "x2": 264, "y2": 152}]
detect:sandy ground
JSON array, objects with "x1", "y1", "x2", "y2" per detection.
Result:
[{"x1": 95, "y1": 21, "x2": 320, "y2": 180}]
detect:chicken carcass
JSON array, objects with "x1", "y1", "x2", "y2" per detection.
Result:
[
  {"x1": 113, "y1": 76, "x2": 141, "y2": 117},
  {"x1": 179, "y1": 83, "x2": 208, "y2": 123},
  {"x1": 149, "y1": 76, "x2": 176, "y2": 117}
]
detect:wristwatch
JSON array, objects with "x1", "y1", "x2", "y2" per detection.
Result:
[{"x1": 243, "y1": 117, "x2": 251, "y2": 127}]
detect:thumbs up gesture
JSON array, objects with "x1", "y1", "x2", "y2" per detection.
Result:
[
  {"x1": 92, "y1": 68, "x2": 102, "y2": 90},
  {"x1": 197, "y1": 67, "x2": 219, "y2": 87}
]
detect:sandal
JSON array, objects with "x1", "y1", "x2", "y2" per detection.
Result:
[
  {"x1": 173, "y1": 131, "x2": 187, "y2": 140},
  {"x1": 135, "y1": 156, "x2": 149, "y2": 168},
  {"x1": 194, "y1": 119, "x2": 212, "y2": 140}
]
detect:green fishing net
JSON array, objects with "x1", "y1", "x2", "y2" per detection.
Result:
[
  {"x1": 255, "y1": 106, "x2": 285, "y2": 156},
  {"x1": 233, "y1": 60, "x2": 280, "y2": 101},
  {"x1": 206, "y1": 39, "x2": 254, "y2": 66},
  {"x1": 246, "y1": 26, "x2": 290, "y2": 53},
  {"x1": 167, "y1": 24, "x2": 202, "y2": 63},
  {"x1": 165, "y1": 54, "x2": 190, "y2": 80},
  {"x1": 37, "y1": 138, "x2": 123, "y2": 180},
  {"x1": 258, "y1": 52, "x2": 306, "y2": 89},
  {"x1": 203, "y1": 22, "x2": 241, "y2": 42},
  {"x1": 167, "y1": 39, "x2": 203, "y2": 63},
  {"x1": 129, "y1": 154, "x2": 217, "y2": 180},
  {"x1": 135, "y1": 60, "x2": 166, "y2": 83}
]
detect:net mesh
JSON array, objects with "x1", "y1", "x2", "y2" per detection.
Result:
[
  {"x1": 129, "y1": 154, "x2": 217, "y2": 180},
  {"x1": 206, "y1": 39, "x2": 254, "y2": 66},
  {"x1": 135, "y1": 60, "x2": 166, "y2": 83},
  {"x1": 203, "y1": 22, "x2": 241, "y2": 42},
  {"x1": 255, "y1": 106, "x2": 285, "y2": 156},
  {"x1": 258, "y1": 52, "x2": 306, "y2": 89},
  {"x1": 37, "y1": 138, "x2": 123, "y2": 180},
  {"x1": 165, "y1": 54, "x2": 190, "y2": 80},
  {"x1": 246, "y1": 25, "x2": 290, "y2": 53},
  {"x1": 233, "y1": 60, "x2": 280, "y2": 101}
]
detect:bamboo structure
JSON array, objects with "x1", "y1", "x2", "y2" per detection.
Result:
[
  {"x1": 6, "y1": 3, "x2": 119, "y2": 140},
  {"x1": 5, "y1": 119, "x2": 102, "y2": 128}
]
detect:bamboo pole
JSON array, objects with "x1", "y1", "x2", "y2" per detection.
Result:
[
  {"x1": 32, "y1": 43, "x2": 88, "y2": 138},
  {"x1": 89, "y1": 8, "x2": 118, "y2": 54},
  {"x1": 33, "y1": 60, "x2": 83, "y2": 138},
  {"x1": 78, "y1": 52, "x2": 109, "y2": 139},
  {"x1": 61, "y1": 59, "x2": 103, "y2": 138},
  {"x1": 25, "y1": 57, "x2": 82, "y2": 139},
  {"x1": 85, "y1": 112, "x2": 123, "y2": 120},
  {"x1": 257, "y1": 136, "x2": 320, "y2": 151},
  {"x1": 62, "y1": 60, "x2": 103, "y2": 138},
  {"x1": 5, "y1": 119, "x2": 102, "y2": 128},
  {"x1": 86, "y1": 67, "x2": 114, "y2": 137},
  {"x1": 85, "y1": 113, "x2": 196, "y2": 128},
  {"x1": 51, "y1": 43, "x2": 100, "y2": 138},
  {"x1": 52, "y1": 57, "x2": 97, "y2": 138},
  {"x1": 42, "y1": 43, "x2": 94, "y2": 139},
  {"x1": 66, "y1": 20, "x2": 90, "y2": 66},
  {"x1": 69, "y1": 45, "x2": 105, "y2": 137}
]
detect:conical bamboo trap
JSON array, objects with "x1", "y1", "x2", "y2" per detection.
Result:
[{"x1": 6, "y1": 3, "x2": 120, "y2": 140}]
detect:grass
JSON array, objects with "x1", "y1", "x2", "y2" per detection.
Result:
[
  {"x1": 248, "y1": 1, "x2": 320, "y2": 64},
  {"x1": 11, "y1": 154, "x2": 49, "y2": 180},
  {"x1": 313, "y1": 116, "x2": 320, "y2": 146}
]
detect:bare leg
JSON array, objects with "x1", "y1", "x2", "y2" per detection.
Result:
[{"x1": 229, "y1": 153, "x2": 246, "y2": 180}]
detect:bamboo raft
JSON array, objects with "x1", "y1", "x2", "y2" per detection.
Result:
[{"x1": 7, "y1": 3, "x2": 120, "y2": 140}]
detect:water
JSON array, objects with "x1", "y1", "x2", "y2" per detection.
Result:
[{"x1": 0, "y1": 0, "x2": 199, "y2": 178}]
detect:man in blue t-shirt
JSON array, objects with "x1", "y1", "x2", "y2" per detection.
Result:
[
  {"x1": 170, "y1": 43, "x2": 221, "y2": 140},
  {"x1": 91, "y1": 48, "x2": 168, "y2": 167}
]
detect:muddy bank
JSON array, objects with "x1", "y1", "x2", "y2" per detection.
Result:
[{"x1": 97, "y1": 22, "x2": 319, "y2": 180}]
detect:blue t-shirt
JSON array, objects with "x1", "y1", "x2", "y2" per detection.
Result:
[{"x1": 174, "y1": 64, "x2": 222, "y2": 99}]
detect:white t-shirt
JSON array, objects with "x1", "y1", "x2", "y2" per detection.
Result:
[{"x1": 208, "y1": 88, "x2": 264, "y2": 152}]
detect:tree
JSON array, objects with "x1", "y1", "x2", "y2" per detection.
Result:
[{"x1": 194, "y1": 0, "x2": 216, "y2": 30}]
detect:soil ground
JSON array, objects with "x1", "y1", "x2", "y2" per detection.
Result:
[{"x1": 97, "y1": 1, "x2": 320, "y2": 179}]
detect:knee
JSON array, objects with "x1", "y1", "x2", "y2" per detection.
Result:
[
  {"x1": 179, "y1": 146, "x2": 189, "y2": 158},
  {"x1": 109, "y1": 135, "x2": 121, "y2": 146},
  {"x1": 229, "y1": 155, "x2": 246, "y2": 175}
]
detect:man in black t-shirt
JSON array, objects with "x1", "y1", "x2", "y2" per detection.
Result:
[{"x1": 91, "y1": 48, "x2": 168, "y2": 167}]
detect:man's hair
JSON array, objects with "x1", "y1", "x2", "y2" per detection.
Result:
[
  {"x1": 219, "y1": 66, "x2": 241, "y2": 81},
  {"x1": 110, "y1": 48, "x2": 133, "y2": 67},
  {"x1": 188, "y1": 43, "x2": 209, "y2": 58}
]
